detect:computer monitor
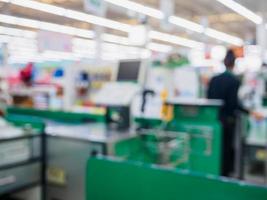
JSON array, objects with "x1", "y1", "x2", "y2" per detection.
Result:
[{"x1": 116, "y1": 60, "x2": 142, "y2": 82}]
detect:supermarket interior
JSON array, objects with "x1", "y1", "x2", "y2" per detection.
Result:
[{"x1": 1, "y1": 0, "x2": 267, "y2": 199}]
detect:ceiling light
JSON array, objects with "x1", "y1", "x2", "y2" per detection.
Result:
[
  {"x1": 10, "y1": 0, "x2": 66, "y2": 16},
  {"x1": 0, "y1": 24, "x2": 177, "y2": 54},
  {"x1": 103, "y1": 0, "x2": 243, "y2": 45},
  {"x1": 64, "y1": 10, "x2": 131, "y2": 32},
  {"x1": 1, "y1": 0, "x2": 244, "y2": 46},
  {"x1": 216, "y1": 0, "x2": 263, "y2": 24},
  {"x1": 169, "y1": 16, "x2": 204, "y2": 33},
  {"x1": 101, "y1": 33, "x2": 131, "y2": 45},
  {"x1": 148, "y1": 42, "x2": 173, "y2": 53},
  {"x1": 205, "y1": 28, "x2": 243, "y2": 46},
  {"x1": 169, "y1": 15, "x2": 243, "y2": 45},
  {"x1": 104, "y1": 0, "x2": 164, "y2": 19},
  {"x1": 149, "y1": 31, "x2": 204, "y2": 49},
  {"x1": 0, "y1": 14, "x2": 95, "y2": 39},
  {"x1": 0, "y1": 0, "x2": 132, "y2": 32},
  {"x1": 0, "y1": 26, "x2": 36, "y2": 38}
]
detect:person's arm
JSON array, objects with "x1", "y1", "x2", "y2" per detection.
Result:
[
  {"x1": 235, "y1": 81, "x2": 263, "y2": 120},
  {"x1": 230, "y1": 80, "x2": 250, "y2": 114}
]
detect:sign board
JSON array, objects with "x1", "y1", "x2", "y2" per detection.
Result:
[
  {"x1": 84, "y1": 0, "x2": 106, "y2": 16},
  {"x1": 37, "y1": 30, "x2": 73, "y2": 53}
]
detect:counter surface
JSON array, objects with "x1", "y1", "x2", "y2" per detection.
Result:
[
  {"x1": 166, "y1": 98, "x2": 223, "y2": 107},
  {"x1": 45, "y1": 122, "x2": 135, "y2": 143}
]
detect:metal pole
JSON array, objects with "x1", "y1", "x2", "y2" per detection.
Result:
[
  {"x1": 234, "y1": 112, "x2": 245, "y2": 180},
  {"x1": 41, "y1": 129, "x2": 47, "y2": 200}
]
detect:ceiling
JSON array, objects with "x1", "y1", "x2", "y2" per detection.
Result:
[{"x1": 0, "y1": 0, "x2": 266, "y2": 46}]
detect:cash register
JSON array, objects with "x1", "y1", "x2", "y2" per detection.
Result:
[{"x1": 93, "y1": 59, "x2": 146, "y2": 130}]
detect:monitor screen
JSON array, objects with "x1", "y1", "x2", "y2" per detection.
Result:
[{"x1": 117, "y1": 60, "x2": 141, "y2": 82}]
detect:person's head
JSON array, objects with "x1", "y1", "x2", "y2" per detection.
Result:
[{"x1": 224, "y1": 49, "x2": 236, "y2": 70}]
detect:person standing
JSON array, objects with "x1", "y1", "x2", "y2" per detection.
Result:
[{"x1": 207, "y1": 49, "x2": 263, "y2": 177}]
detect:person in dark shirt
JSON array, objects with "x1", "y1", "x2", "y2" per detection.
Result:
[{"x1": 207, "y1": 49, "x2": 263, "y2": 177}]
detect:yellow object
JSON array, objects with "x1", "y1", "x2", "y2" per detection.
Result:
[
  {"x1": 160, "y1": 89, "x2": 168, "y2": 102},
  {"x1": 161, "y1": 104, "x2": 174, "y2": 121},
  {"x1": 160, "y1": 89, "x2": 173, "y2": 121},
  {"x1": 256, "y1": 150, "x2": 267, "y2": 161},
  {"x1": 47, "y1": 167, "x2": 66, "y2": 185}
]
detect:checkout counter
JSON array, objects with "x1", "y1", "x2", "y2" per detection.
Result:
[
  {"x1": 4, "y1": 97, "x2": 267, "y2": 199},
  {"x1": 4, "y1": 106, "x2": 135, "y2": 200},
  {"x1": 45, "y1": 122, "x2": 135, "y2": 200},
  {"x1": 0, "y1": 117, "x2": 45, "y2": 199},
  {"x1": 130, "y1": 98, "x2": 223, "y2": 175},
  {"x1": 86, "y1": 157, "x2": 267, "y2": 200}
]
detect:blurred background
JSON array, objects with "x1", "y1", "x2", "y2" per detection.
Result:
[{"x1": 1, "y1": 1, "x2": 267, "y2": 200}]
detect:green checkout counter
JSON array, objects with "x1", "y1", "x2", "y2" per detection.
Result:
[
  {"x1": 120, "y1": 98, "x2": 223, "y2": 176},
  {"x1": 86, "y1": 157, "x2": 267, "y2": 200},
  {"x1": 3, "y1": 98, "x2": 267, "y2": 200}
]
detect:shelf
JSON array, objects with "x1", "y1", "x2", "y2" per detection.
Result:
[
  {"x1": 0, "y1": 133, "x2": 42, "y2": 143},
  {"x1": 0, "y1": 157, "x2": 42, "y2": 171}
]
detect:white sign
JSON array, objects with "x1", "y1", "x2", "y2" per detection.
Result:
[
  {"x1": 37, "y1": 30, "x2": 73, "y2": 53},
  {"x1": 84, "y1": 0, "x2": 106, "y2": 16}
]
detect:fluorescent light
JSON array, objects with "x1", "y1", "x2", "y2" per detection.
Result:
[
  {"x1": 169, "y1": 15, "x2": 243, "y2": 45},
  {"x1": 1, "y1": 0, "x2": 244, "y2": 45},
  {"x1": 10, "y1": 0, "x2": 66, "y2": 16},
  {"x1": 103, "y1": 0, "x2": 243, "y2": 45},
  {"x1": 149, "y1": 31, "x2": 204, "y2": 49},
  {"x1": 1, "y1": 0, "x2": 132, "y2": 32},
  {"x1": 64, "y1": 10, "x2": 131, "y2": 32},
  {"x1": 0, "y1": 26, "x2": 36, "y2": 38},
  {"x1": 102, "y1": 33, "x2": 131, "y2": 45},
  {"x1": 0, "y1": 14, "x2": 39, "y2": 28},
  {"x1": 0, "y1": 24, "x2": 176, "y2": 55},
  {"x1": 0, "y1": 14, "x2": 95, "y2": 39},
  {"x1": 169, "y1": 16, "x2": 204, "y2": 33},
  {"x1": 148, "y1": 42, "x2": 173, "y2": 53},
  {"x1": 205, "y1": 28, "x2": 243, "y2": 46},
  {"x1": 104, "y1": 0, "x2": 164, "y2": 19},
  {"x1": 216, "y1": 0, "x2": 263, "y2": 24}
]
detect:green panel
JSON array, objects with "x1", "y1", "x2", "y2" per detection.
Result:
[
  {"x1": 172, "y1": 105, "x2": 220, "y2": 122},
  {"x1": 167, "y1": 104, "x2": 222, "y2": 175},
  {"x1": 86, "y1": 158, "x2": 267, "y2": 200},
  {"x1": 132, "y1": 103, "x2": 222, "y2": 175},
  {"x1": 134, "y1": 117, "x2": 162, "y2": 129},
  {"x1": 5, "y1": 114, "x2": 45, "y2": 133},
  {"x1": 6, "y1": 106, "x2": 105, "y2": 123},
  {"x1": 114, "y1": 137, "x2": 157, "y2": 163},
  {"x1": 167, "y1": 120, "x2": 222, "y2": 175}
]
